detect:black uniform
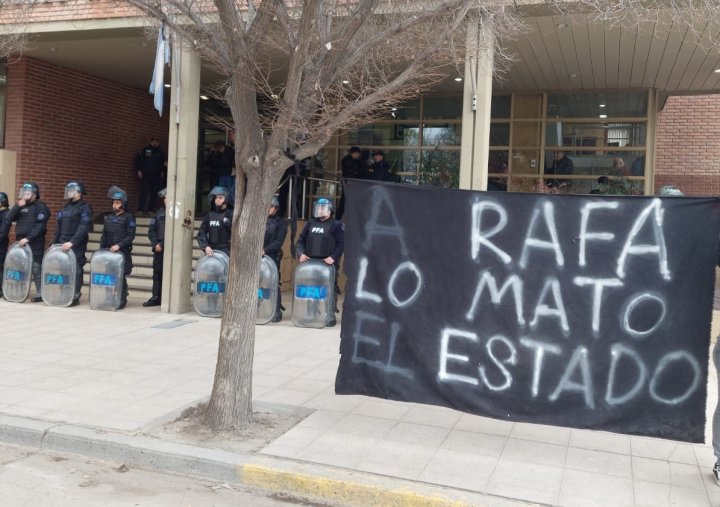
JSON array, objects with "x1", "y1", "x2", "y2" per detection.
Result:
[
  {"x1": 264, "y1": 213, "x2": 288, "y2": 316},
  {"x1": 365, "y1": 160, "x2": 392, "y2": 181},
  {"x1": 135, "y1": 145, "x2": 166, "y2": 213},
  {"x1": 197, "y1": 207, "x2": 233, "y2": 255},
  {"x1": 148, "y1": 207, "x2": 166, "y2": 302},
  {"x1": 53, "y1": 199, "x2": 93, "y2": 301},
  {"x1": 337, "y1": 155, "x2": 365, "y2": 220},
  {"x1": 100, "y1": 210, "x2": 136, "y2": 305},
  {"x1": 296, "y1": 217, "x2": 345, "y2": 324},
  {"x1": 0, "y1": 200, "x2": 51, "y2": 296}
]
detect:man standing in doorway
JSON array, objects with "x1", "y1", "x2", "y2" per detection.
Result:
[{"x1": 135, "y1": 136, "x2": 167, "y2": 214}]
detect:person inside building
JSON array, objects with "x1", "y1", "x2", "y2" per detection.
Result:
[
  {"x1": 0, "y1": 183, "x2": 50, "y2": 302},
  {"x1": 53, "y1": 181, "x2": 93, "y2": 306},
  {"x1": 100, "y1": 186, "x2": 136, "y2": 310},
  {"x1": 144, "y1": 188, "x2": 167, "y2": 308},
  {"x1": 197, "y1": 186, "x2": 233, "y2": 256},
  {"x1": 263, "y1": 195, "x2": 288, "y2": 322},
  {"x1": 337, "y1": 146, "x2": 364, "y2": 220},
  {"x1": 135, "y1": 136, "x2": 167, "y2": 215},
  {"x1": 0, "y1": 192, "x2": 9, "y2": 299},
  {"x1": 546, "y1": 151, "x2": 575, "y2": 188},
  {"x1": 296, "y1": 197, "x2": 344, "y2": 327},
  {"x1": 365, "y1": 150, "x2": 393, "y2": 181}
]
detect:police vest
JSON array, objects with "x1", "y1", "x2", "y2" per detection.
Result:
[
  {"x1": 57, "y1": 201, "x2": 90, "y2": 241},
  {"x1": 149, "y1": 208, "x2": 166, "y2": 245},
  {"x1": 103, "y1": 213, "x2": 134, "y2": 250},
  {"x1": 207, "y1": 209, "x2": 231, "y2": 248},
  {"x1": 305, "y1": 219, "x2": 336, "y2": 259},
  {"x1": 264, "y1": 216, "x2": 285, "y2": 256},
  {"x1": 0, "y1": 209, "x2": 7, "y2": 253},
  {"x1": 15, "y1": 201, "x2": 47, "y2": 237}
]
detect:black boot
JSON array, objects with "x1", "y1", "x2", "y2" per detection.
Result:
[{"x1": 143, "y1": 297, "x2": 161, "y2": 307}]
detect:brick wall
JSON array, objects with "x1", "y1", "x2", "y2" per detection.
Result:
[
  {"x1": 4, "y1": 56, "x2": 168, "y2": 240},
  {"x1": 655, "y1": 94, "x2": 720, "y2": 196}
]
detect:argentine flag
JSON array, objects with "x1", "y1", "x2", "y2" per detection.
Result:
[{"x1": 149, "y1": 24, "x2": 170, "y2": 116}]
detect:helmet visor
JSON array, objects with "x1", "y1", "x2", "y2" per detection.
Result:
[
  {"x1": 313, "y1": 202, "x2": 331, "y2": 218},
  {"x1": 64, "y1": 183, "x2": 80, "y2": 200},
  {"x1": 18, "y1": 185, "x2": 34, "y2": 201}
]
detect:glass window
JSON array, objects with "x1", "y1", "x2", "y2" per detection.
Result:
[
  {"x1": 423, "y1": 96, "x2": 462, "y2": 120},
  {"x1": 543, "y1": 151, "x2": 646, "y2": 177},
  {"x1": 341, "y1": 123, "x2": 420, "y2": 147},
  {"x1": 513, "y1": 122, "x2": 541, "y2": 147},
  {"x1": 488, "y1": 150, "x2": 509, "y2": 174},
  {"x1": 422, "y1": 124, "x2": 461, "y2": 147},
  {"x1": 545, "y1": 122, "x2": 647, "y2": 148},
  {"x1": 546, "y1": 91, "x2": 648, "y2": 118},
  {"x1": 511, "y1": 149, "x2": 541, "y2": 175},
  {"x1": 513, "y1": 94, "x2": 542, "y2": 119},
  {"x1": 491, "y1": 95, "x2": 511, "y2": 119},
  {"x1": 490, "y1": 123, "x2": 510, "y2": 146},
  {"x1": 419, "y1": 149, "x2": 460, "y2": 188},
  {"x1": 388, "y1": 98, "x2": 421, "y2": 120}
]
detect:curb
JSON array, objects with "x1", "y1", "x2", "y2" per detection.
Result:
[{"x1": 0, "y1": 414, "x2": 533, "y2": 507}]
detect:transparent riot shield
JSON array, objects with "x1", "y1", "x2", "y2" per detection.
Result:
[
  {"x1": 256, "y1": 255, "x2": 279, "y2": 325},
  {"x1": 291, "y1": 260, "x2": 335, "y2": 328},
  {"x1": 192, "y1": 251, "x2": 229, "y2": 318},
  {"x1": 2, "y1": 242, "x2": 33, "y2": 303},
  {"x1": 89, "y1": 249, "x2": 125, "y2": 311},
  {"x1": 41, "y1": 245, "x2": 77, "y2": 307}
]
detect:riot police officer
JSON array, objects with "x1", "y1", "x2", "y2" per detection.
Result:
[
  {"x1": 100, "y1": 186, "x2": 136, "y2": 310},
  {"x1": 296, "y1": 197, "x2": 344, "y2": 326},
  {"x1": 0, "y1": 192, "x2": 9, "y2": 298},
  {"x1": 144, "y1": 188, "x2": 167, "y2": 307},
  {"x1": 52, "y1": 181, "x2": 93, "y2": 306},
  {"x1": 263, "y1": 195, "x2": 288, "y2": 322},
  {"x1": 197, "y1": 186, "x2": 233, "y2": 256},
  {"x1": 0, "y1": 183, "x2": 50, "y2": 302}
]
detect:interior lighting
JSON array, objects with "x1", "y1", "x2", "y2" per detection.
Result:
[
  {"x1": 164, "y1": 84, "x2": 171, "y2": 88},
  {"x1": 599, "y1": 114, "x2": 608, "y2": 118},
  {"x1": 599, "y1": 103, "x2": 606, "y2": 108},
  {"x1": 454, "y1": 77, "x2": 463, "y2": 82},
  {"x1": 342, "y1": 79, "x2": 350, "y2": 84},
  {"x1": 715, "y1": 68, "x2": 720, "y2": 73},
  {"x1": 200, "y1": 95, "x2": 209, "y2": 100}
]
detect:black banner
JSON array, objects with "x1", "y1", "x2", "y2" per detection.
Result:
[{"x1": 335, "y1": 180, "x2": 720, "y2": 442}]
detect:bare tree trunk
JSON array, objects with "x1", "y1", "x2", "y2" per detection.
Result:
[{"x1": 204, "y1": 164, "x2": 280, "y2": 430}]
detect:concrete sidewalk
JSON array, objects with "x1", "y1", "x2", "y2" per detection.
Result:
[{"x1": 0, "y1": 298, "x2": 719, "y2": 506}]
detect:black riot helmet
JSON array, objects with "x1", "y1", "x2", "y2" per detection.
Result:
[
  {"x1": 107, "y1": 185, "x2": 128, "y2": 208},
  {"x1": 0, "y1": 191, "x2": 8, "y2": 207},
  {"x1": 19, "y1": 182, "x2": 40, "y2": 201},
  {"x1": 209, "y1": 186, "x2": 229, "y2": 201},
  {"x1": 64, "y1": 181, "x2": 86, "y2": 200}
]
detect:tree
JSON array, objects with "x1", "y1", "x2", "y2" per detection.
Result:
[{"x1": 121, "y1": 0, "x2": 519, "y2": 430}]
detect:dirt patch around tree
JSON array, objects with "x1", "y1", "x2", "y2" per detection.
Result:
[{"x1": 144, "y1": 402, "x2": 310, "y2": 454}]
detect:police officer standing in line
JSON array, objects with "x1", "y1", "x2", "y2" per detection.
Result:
[
  {"x1": 0, "y1": 192, "x2": 9, "y2": 299},
  {"x1": 52, "y1": 181, "x2": 93, "y2": 307},
  {"x1": 296, "y1": 197, "x2": 344, "y2": 327},
  {"x1": 197, "y1": 186, "x2": 233, "y2": 256},
  {"x1": 263, "y1": 196, "x2": 288, "y2": 322},
  {"x1": 143, "y1": 188, "x2": 167, "y2": 307},
  {"x1": 100, "y1": 186, "x2": 136, "y2": 310},
  {"x1": 0, "y1": 183, "x2": 50, "y2": 302},
  {"x1": 135, "y1": 136, "x2": 167, "y2": 215}
]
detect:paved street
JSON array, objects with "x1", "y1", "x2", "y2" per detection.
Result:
[{"x1": 0, "y1": 442, "x2": 316, "y2": 506}]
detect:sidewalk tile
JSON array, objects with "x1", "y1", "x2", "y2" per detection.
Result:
[
  {"x1": 668, "y1": 485, "x2": 711, "y2": 506},
  {"x1": 490, "y1": 457, "x2": 563, "y2": 494},
  {"x1": 569, "y1": 429, "x2": 631, "y2": 454},
  {"x1": 295, "y1": 432, "x2": 377, "y2": 468},
  {"x1": 401, "y1": 405, "x2": 462, "y2": 428},
  {"x1": 259, "y1": 426, "x2": 326, "y2": 458},
  {"x1": 351, "y1": 398, "x2": 412, "y2": 421},
  {"x1": 454, "y1": 414, "x2": 514, "y2": 436},
  {"x1": 330, "y1": 414, "x2": 397, "y2": 438},
  {"x1": 633, "y1": 479, "x2": 671, "y2": 507},
  {"x1": 559, "y1": 469, "x2": 634, "y2": 506},
  {"x1": 510, "y1": 422, "x2": 571, "y2": 445},
  {"x1": 501, "y1": 437, "x2": 567, "y2": 468},
  {"x1": 383, "y1": 421, "x2": 451, "y2": 448},
  {"x1": 565, "y1": 447, "x2": 632, "y2": 478},
  {"x1": 440, "y1": 429, "x2": 507, "y2": 458},
  {"x1": 295, "y1": 409, "x2": 345, "y2": 430},
  {"x1": 631, "y1": 436, "x2": 680, "y2": 460},
  {"x1": 668, "y1": 443, "x2": 700, "y2": 465},
  {"x1": 632, "y1": 456, "x2": 671, "y2": 483},
  {"x1": 418, "y1": 448, "x2": 496, "y2": 492},
  {"x1": 258, "y1": 388, "x2": 319, "y2": 407},
  {"x1": 355, "y1": 440, "x2": 436, "y2": 479},
  {"x1": 302, "y1": 393, "x2": 365, "y2": 412},
  {"x1": 668, "y1": 461, "x2": 705, "y2": 488}
]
